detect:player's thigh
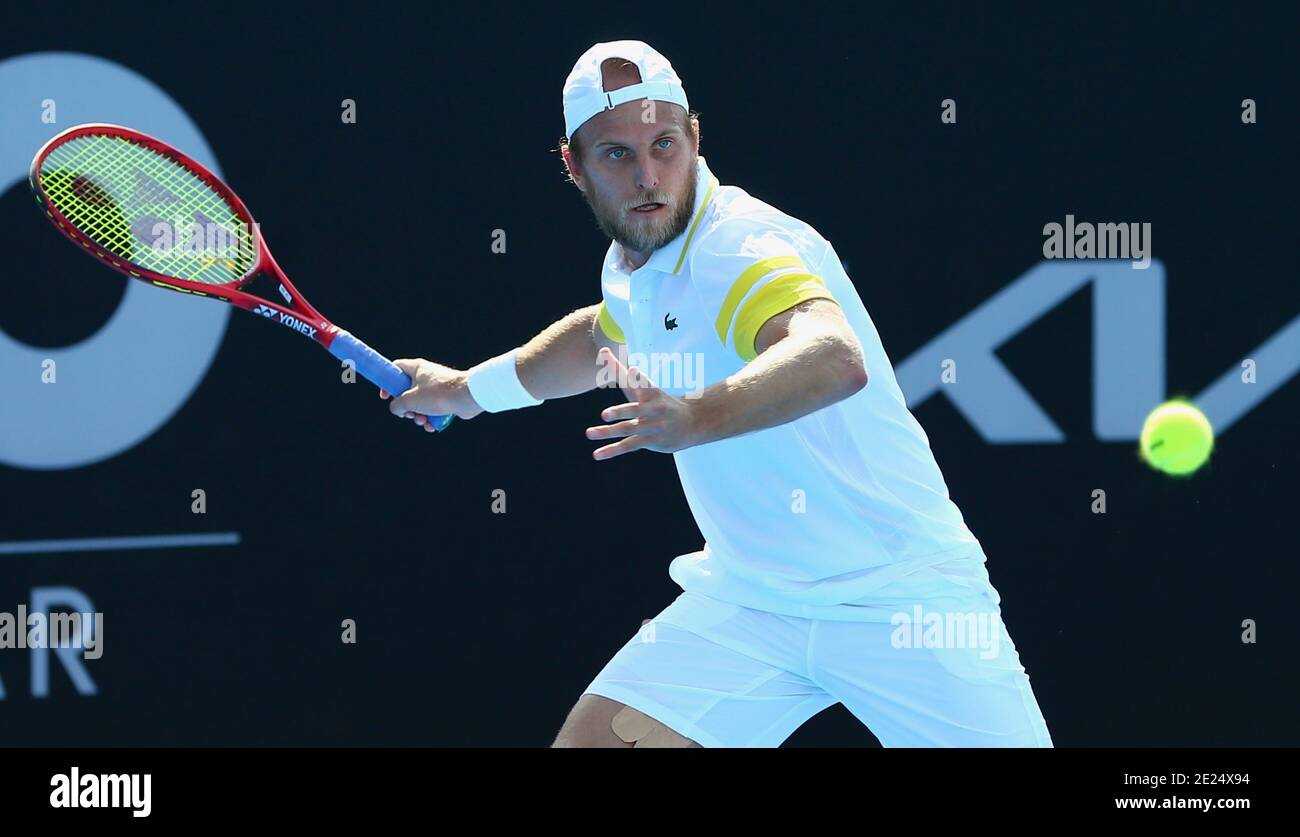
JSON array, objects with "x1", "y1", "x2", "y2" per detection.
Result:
[
  {"x1": 570, "y1": 594, "x2": 833, "y2": 748},
  {"x1": 810, "y1": 609, "x2": 1054, "y2": 747},
  {"x1": 551, "y1": 693, "x2": 701, "y2": 748}
]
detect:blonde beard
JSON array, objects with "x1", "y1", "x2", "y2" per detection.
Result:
[{"x1": 585, "y1": 165, "x2": 698, "y2": 255}]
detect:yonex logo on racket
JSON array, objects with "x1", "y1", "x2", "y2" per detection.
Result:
[
  {"x1": 284, "y1": 316, "x2": 316, "y2": 337},
  {"x1": 251, "y1": 305, "x2": 318, "y2": 337},
  {"x1": 277, "y1": 313, "x2": 317, "y2": 337}
]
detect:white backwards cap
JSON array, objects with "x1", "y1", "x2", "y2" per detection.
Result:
[{"x1": 562, "y1": 40, "x2": 689, "y2": 140}]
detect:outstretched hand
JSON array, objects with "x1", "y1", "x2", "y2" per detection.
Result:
[{"x1": 585, "y1": 347, "x2": 703, "y2": 459}]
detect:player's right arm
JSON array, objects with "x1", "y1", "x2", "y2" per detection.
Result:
[{"x1": 382, "y1": 303, "x2": 623, "y2": 428}]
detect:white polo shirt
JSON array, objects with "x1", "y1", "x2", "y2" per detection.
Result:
[{"x1": 597, "y1": 155, "x2": 995, "y2": 622}]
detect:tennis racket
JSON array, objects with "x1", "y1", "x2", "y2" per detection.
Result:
[{"x1": 29, "y1": 123, "x2": 453, "y2": 431}]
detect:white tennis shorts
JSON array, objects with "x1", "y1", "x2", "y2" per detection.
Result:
[{"x1": 583, "y1": 589, "x2": 1053, "y2": 747}]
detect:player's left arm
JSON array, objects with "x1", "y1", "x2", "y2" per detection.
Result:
[{"x1": 587, "y1": 297, "x2": 867, "y2": 460}]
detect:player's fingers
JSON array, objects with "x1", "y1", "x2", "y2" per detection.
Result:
[
  {"x1": 597, "y1": 346, "x2": 628, "y2": 378},
  {"x1": 593, "y1": 435, "x2": 646, "y2": 461},
  {"x1": 600, "y1": 402, "x2": 640, "y2": 422},
  {"x1": 413, "y1": 414, "x2": 428, "y2": 426},
  {"x1": 389, "y1": 388, "x2": 420, "y2": 416},
  {"x1": 379, "y1": 389, "x2": 389, "y2": 399},
  {"x1": 388, "y1": 361, "x2": 423, "y2": 413},
  {"x1": 586, "y1": 418, "x2": 640, "y2": 440},
  {"x1": 626, "y1": 365, "x2": 661, "y2": 396}
]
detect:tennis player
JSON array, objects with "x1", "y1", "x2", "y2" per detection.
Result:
[{"x1": 382, "y1": 40, "x2": 1053, "y2": 748}]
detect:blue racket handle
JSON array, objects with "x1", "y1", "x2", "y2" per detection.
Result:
[{"x1": 329, "y1": 330, "x2": 454, "y2": 432}]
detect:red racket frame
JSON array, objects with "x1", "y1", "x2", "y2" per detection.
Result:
[{"x1": 29, "y1": 123, "x2": 339, "y2": 349}]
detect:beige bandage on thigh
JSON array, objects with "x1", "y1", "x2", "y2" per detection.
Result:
[{"x1": 611, "y1": 705, "x2": 699, "y2": 748}]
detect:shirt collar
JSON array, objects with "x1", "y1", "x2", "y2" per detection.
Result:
[{"x1": 608, "y1": 154, "x2": 719, "y2": 277}]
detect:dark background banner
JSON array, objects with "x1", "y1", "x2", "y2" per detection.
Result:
[{"x1": 0, "y1": 5, "x2": 1295, "y2": 746}]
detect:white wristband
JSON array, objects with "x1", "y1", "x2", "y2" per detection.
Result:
[{"x1": 465, "y1": 349, "x2": 543, "y2": 413}]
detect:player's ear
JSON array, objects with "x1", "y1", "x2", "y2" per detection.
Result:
[{"x1": 562, "y1": 145, "x2": 585, "y2": 191}]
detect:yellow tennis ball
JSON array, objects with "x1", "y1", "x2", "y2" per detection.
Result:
[{"x1": 1139, "y1": 400, "x2": 1214, "y2": 476}]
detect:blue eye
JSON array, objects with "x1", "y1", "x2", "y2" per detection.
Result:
[
  {"x1": 656, "y1": 138, "x2": 673, "y2": 149},
  {"x1": 608, "y1": 148, "x2": 627, "y2": 160}
]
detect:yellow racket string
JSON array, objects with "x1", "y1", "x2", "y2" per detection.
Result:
[{"x1": 40, "y1": 133, "x2": 257, "y2": 285}]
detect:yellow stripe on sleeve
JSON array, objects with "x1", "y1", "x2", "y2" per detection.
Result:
[
  {"x1": 732, "y1": 273, "x2": 837, "y2": 361},
  {"x1": 713, "y1": 255, "x2": 805, "y2": 344},
  {"x1": 597, "y1": 301, "x2": 627, "y2": 344}
]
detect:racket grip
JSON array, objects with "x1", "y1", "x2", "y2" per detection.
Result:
[{"x1": 328, "y1": 330, "x2": 454, "y2": 432}]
